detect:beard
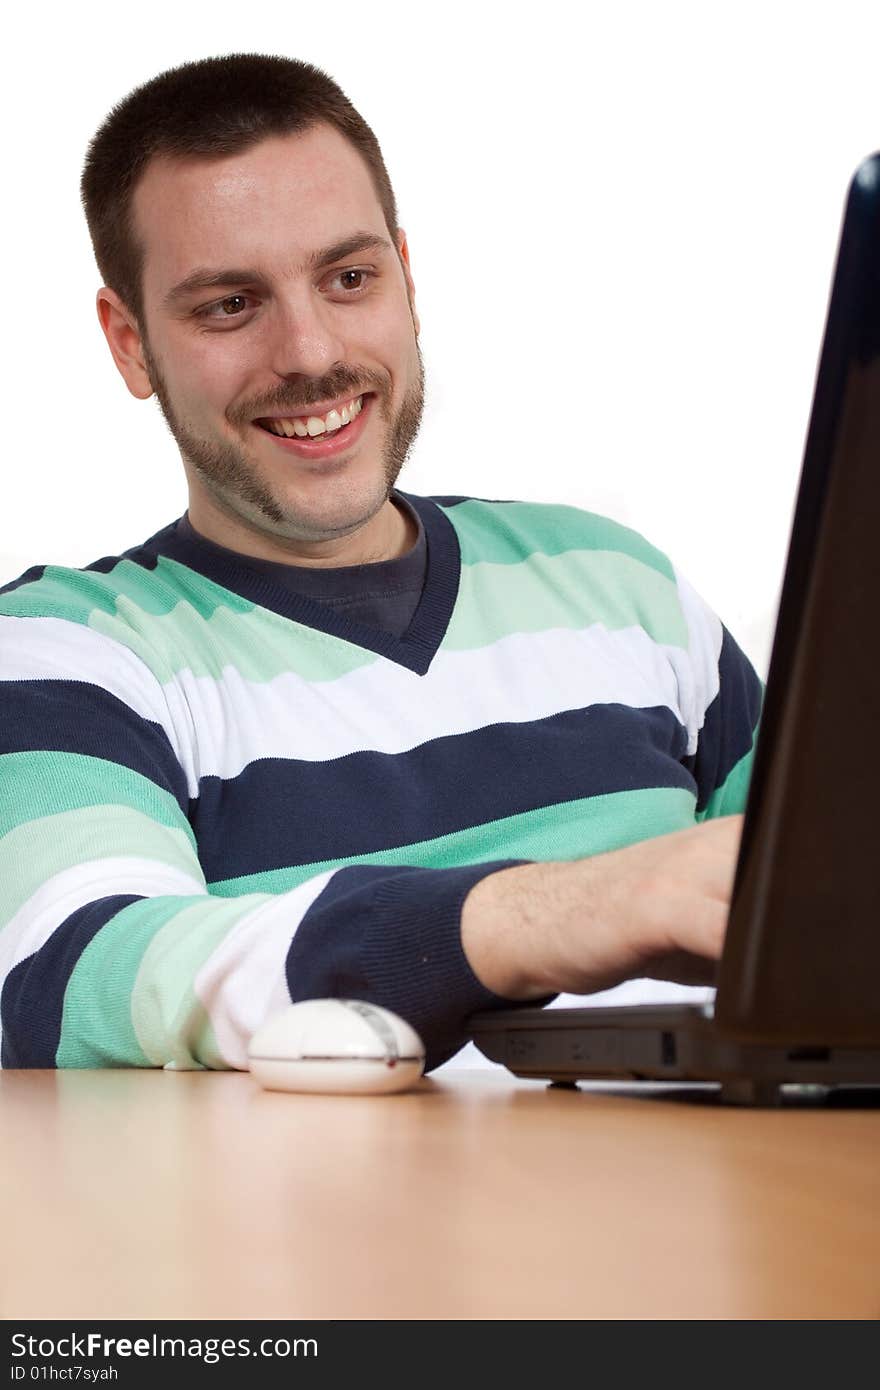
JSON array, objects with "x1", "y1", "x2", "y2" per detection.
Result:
[{"x1": 140, "y1": 332, "x2": 426, "y2": 541}]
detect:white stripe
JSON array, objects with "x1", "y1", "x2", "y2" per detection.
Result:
[
  {"x1": 0, "y1": 857, "x2": 206, "y2": 1059},
  {"x1": 172, "y1": 624, "x2": 686, "y2": 782},
  {"x1": 1, "y1": 604, "x2": 718, "y2": 783},
  {"x1": 0, "y1": 615, "x2": 198, "y2": 790},
  {"x1": 192, "y1": 870, "x2": 335, "y2": 1068},
  {"x1": 670, "y1": 566, "x2": 724, "y2": 755}
]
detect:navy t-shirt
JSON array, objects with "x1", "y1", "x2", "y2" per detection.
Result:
[{"x1": 175, "y1": 490, "x2": 426, "y2": 638}]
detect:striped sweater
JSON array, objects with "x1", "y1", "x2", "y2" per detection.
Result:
[{"x1": 0, "y1": 491, "x2": 764, "y2": 1072}]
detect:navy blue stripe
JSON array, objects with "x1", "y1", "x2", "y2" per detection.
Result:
[
  {"x1": 1, "y1": 680, "x2": 191, "y2": 818},
  {"x1": 85, "y1": 547, "x2": 162, "y2": 574},
  {"x1": 287, "y1": 863, "x2": 429, "y2": 1000},
  {"x1": 0, "y1": 564, "x2": 51, "y2": 597},
  {"x1": 682, "y1": 625, "x2": 764, "y2": 812},
  {"x1": 1, "y1": 895, "x2": 144, "y2": 1067},
  {"x1": 194, "y1": 704, "x2": 694, "y2": 881},
  {"x1": 286, "y1": 860, "x2": 533, "y2": 1071},
  {"x1": 426, "y1": 495, "x2": 520, "y2": 507}
]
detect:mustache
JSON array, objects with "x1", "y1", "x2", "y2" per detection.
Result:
[{"x1": 244, "y1": 372, "x2": 384, "y2": 419}]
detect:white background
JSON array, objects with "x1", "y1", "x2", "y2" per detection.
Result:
[
  {"x1": 4, "y1": 0, "x2": 879, "y2": 674},
  {"x1": 2, "y1": 1, "x2": 877, "y2": 1066}
]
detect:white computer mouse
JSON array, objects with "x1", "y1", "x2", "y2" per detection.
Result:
[{"x1": 247, "y1": 998, "x2": 426, "y2": 1095}]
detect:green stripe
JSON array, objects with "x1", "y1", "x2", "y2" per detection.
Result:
[
  {"x1": 0, "y1": 556, "x2": 248, "y2": 622},
  {"x1": 208, "y1": 785, "x2": 700, "y2": 896},
  {"x1": 56, "y1": 892, "x2": 248, "y2": 1068},
  {"x1": 0, "y1": 565, "x2": 127, "y2": 623},
  {"x1": 93, "y1": 598, "x2": 376, "y2": 683},
  {"x1": 442, "y1": 498, "x2": 676, "y2": 579},
  {"x1": 0, "y1": 804, "x2": 202, "y2": 925},
  {"x1": 113, "y1": 558, "x2": 378, "y2": 680},
  {"x1": 56, "y1": 897, "x2": 157, "y2": 1066},
  {"x1": 0, "y1": 752, "x2": 195, "y2": 845},
  {"x1": 445, "y1": 549, "x2": 688, "y2": 649},
  {"x1": 130, "y1": 893, "x2": 265, "y2": 1067},
  {"x1": 126, "y1": 556, "x2": 255, "y2": 618},
  {"x1": 3, "y1": 499, "x2": 678, "y2": 681},
  {"x1": 2, "y1": 557, "x2": 379, "y2": 682}
]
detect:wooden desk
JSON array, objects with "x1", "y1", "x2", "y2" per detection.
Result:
[{"x1": 1, "y1": 1068, "x2": 877, "y2": 1320}]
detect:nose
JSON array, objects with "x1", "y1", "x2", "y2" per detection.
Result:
[{"x1": 265, "y1": 287, "x2": 347, "y2": 381}]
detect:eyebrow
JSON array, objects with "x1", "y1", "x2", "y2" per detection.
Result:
[{"x1": 162, "y1": 231, "x2": 395, "y2": 308}]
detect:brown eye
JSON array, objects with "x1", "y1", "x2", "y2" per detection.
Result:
[
  {"x1": 198, "y1": 294, "x2": 254, "y2": 321},
  {"x1": 329, "y1": 268, "x2": 374, "y2": 294}
]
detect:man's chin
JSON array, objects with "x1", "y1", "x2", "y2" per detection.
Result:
[
  {"x1": 189, "y1": 459, "x2": 399, "y2": 548},
  {"x1": 274, "y1": 477, "x2": 398, "y2": 543}
]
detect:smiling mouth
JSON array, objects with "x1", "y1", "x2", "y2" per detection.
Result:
[
  {"x1": 250, "y1": 391, "x2": 375, "y2": 458},
  {"x1": 253, "y1": 392, "x2": 369, "y2": 440}
]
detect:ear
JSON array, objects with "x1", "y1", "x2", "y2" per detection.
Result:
[
  {"x1": 396, "y1": 229, "x2": 420, "y2": 338},
  {"x1": 95, "y1": 287, "x2": 155, "y2": 400}
]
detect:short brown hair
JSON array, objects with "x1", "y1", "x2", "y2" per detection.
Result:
[{"x1": 80, "y1": 52, "x2": 401, "y2": 331}]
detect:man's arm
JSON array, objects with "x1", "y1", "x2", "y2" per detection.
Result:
[
  {"x1": 461, "y1": 813, "x2": 744, "y2": 1000},
  {"x1": 459, "y1": 564, "x2": 763, "y2": 1005}
]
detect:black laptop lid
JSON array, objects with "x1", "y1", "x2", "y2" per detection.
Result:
[{"x1": 715, "y1": 153, "x2": 880, "y2": 1046}]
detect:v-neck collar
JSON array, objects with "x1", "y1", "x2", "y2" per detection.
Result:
[{"x1": 140, "y1": 491, "x2": 462, "y2": 676}]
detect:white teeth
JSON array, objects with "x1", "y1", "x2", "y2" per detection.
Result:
[{"x1": 264, "y1": 394, "x2": 363, "y2": 438}]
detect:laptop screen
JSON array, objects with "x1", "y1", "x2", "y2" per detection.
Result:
[{"x1": 716, "y1": 152, "x2": 880, "y2": 1045}]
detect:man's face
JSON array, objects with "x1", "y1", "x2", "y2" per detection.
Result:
[{"x1": 114, "y1": 123, "x2": 424, "y2": 559}]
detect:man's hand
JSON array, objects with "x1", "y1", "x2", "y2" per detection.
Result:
[{"x1": 461, "y1": 814, "x2": 745, "y2": 1000}]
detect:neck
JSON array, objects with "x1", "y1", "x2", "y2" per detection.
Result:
[{"x1": 185, "y1": 493, "x2": 417, "y2": 568}]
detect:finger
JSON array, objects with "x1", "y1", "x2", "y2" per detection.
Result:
[
  {"x1": 644, "y1": 949, "x2": 720, "y2": 987},
  {"x1": 659, "y1": 891, "x2": 729, "y2": 961},
  {"x1": 697, "y1": 818, "x2": 745, "y2": 903}
]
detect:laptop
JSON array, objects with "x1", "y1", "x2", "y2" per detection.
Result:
[{"x1": 470, "y1": 151, "x2": 880, "y2": 1105}]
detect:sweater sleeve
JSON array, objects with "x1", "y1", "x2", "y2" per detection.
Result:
[
  {"x1": 0, "y1": 615, "x2": 533, "y2": 1075},
  {"x1": 670, "y1": 565, "x2": 766, "y2": 819}
]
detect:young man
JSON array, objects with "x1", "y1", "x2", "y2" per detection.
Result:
[{"x1": 0, "y1": 54, "x2": 763, "y2": 1073}]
